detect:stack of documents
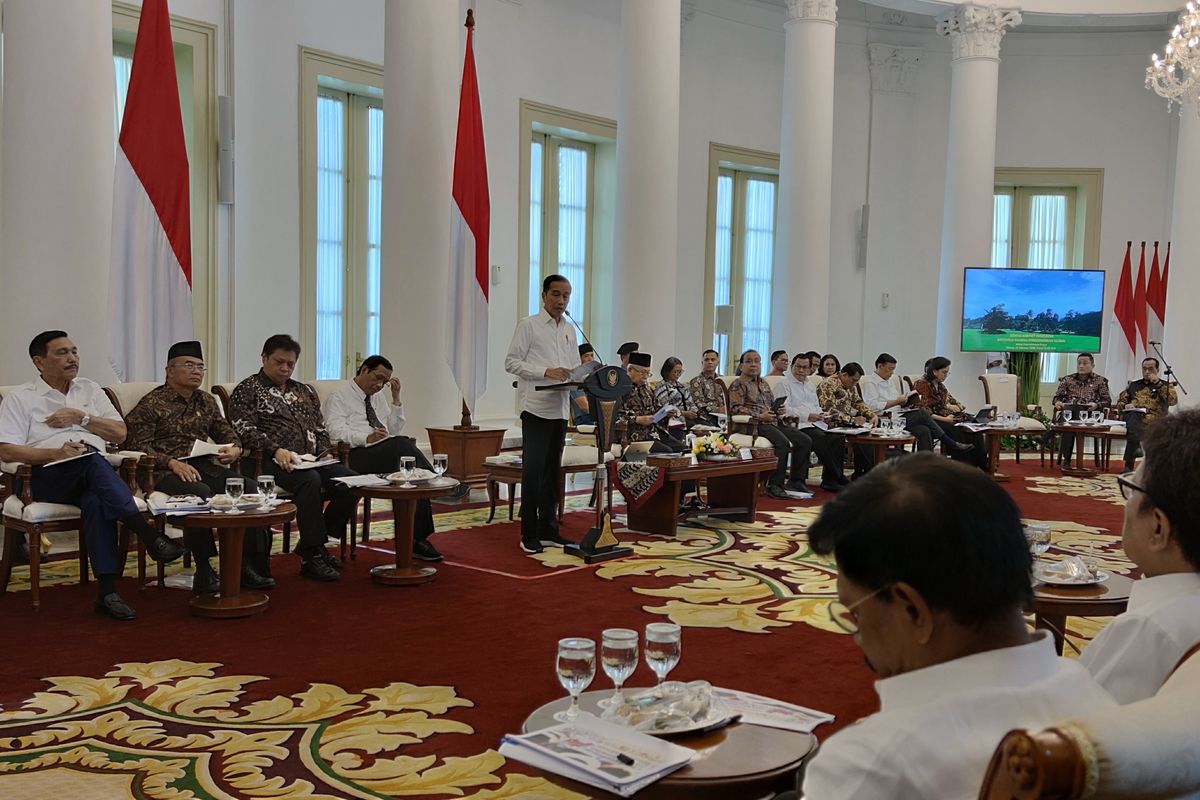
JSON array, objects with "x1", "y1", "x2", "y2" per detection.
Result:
[
  {"x1": 711, "y1": 688, "x2": 834, "y2": 733},
  {"x1": 499, "y1": 714, "x2": 694, "y2": 797},
  {"x1": 332, "y1": 474, "x2": 390, "y2": 488},
  {"x1": 148, "y1": 495, "x2": 211, "y2": 516}
]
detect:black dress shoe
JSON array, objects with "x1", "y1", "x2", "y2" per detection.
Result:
[
  {"x1": 539, "y1": 532, "x2": 576, "y2": 547},
  {"x1": 520, "y1": 538, "x2": 544, "y2": 554},
  {"x1": 323, "y1": 551, "x2": 344, "y2": 569},
  {"x1": 95, "y1": 593, "x2": 137, "y2": 621},
  {"x1": 192, "y1": 567, "x2": 220, "y2": 595},
  {"x1": 300, "y1": 554, "x2": 340, "y2": 582},
  {"x1": 144, "y1": 535, "x2": 186, "y2": 564},
  {"x1": 946, "y1": 440, "x2": 975, "y2": 453},
  {"x1": 241, "y1": 565, "x2": 276, "y2": 589},
  {"x1": 766, "y1": 485, "x2": 790, "y2": 500},
  {"x1": 413, "y1": 540, "x2": 444, "y2": 562}
]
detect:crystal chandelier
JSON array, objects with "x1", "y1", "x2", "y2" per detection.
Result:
[{"x1": 1147, "y1": 3, "x2": 1200, "y2": 112}]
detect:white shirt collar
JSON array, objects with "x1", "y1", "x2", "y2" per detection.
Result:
[
  {"x1": 1128, "y1": 572, "x2": 1200, "y2": 615},
  {"x1": 538, "y1": 308, "x2": 564, "y2": 326},
  {"x1": 876, "y1": 631, "x2": 1059, "y2": 712},
  {"x1": 347, "y1": 379, "x2": 368, "y2": 400},
  {"x1": 35, "y1": 374, "x2": 74, "y2": 397}
]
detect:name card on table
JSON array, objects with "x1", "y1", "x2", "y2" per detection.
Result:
[{"x1": 739, "y1": 447, "x2": 752, "y2": 460}]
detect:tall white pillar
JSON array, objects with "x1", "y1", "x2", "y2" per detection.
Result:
[
  {"x1": 380, "y1": 0, "x2": 460, "y2": 434},
  {"x1": 772, "y1": 0, "x2": 838, "y2": 355},
  {"x1": 610, "y1": 0, "x2": 681, "y2": 362},
  {"x1": 0, "y1": 0, "x2": 114, "y2": 382},
  {"x1": 934, "y1": 4, "x2": 1020, "y2": 403},
  {"x1": 1165, "y1": 104, "x2": 1200, "y2": 409}
]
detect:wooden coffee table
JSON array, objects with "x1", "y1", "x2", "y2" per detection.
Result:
[
  {"x1": 522, "y1": 690, "x2": 816, "y2": 799},
  {"x1": 848, "y1": 432, "x2": 916, "y2": 469},
  {"x1": 177, "y1": 502, "x2": 297, "y2": 619},
  {"x1": 980, "y1": 426, "x2": 1013, "y2": 482},
  {"x1": 1051, "y1": 423, "x2": 1112, "y2": 477},
  {"x1": 1032, "y1": 570, "x2": 1134, "y2": 654},
  {"x1": 624, "y1": 457, "x2": 778, "y2": 537},
  {"x1": 353, "y1": 480, "x2": 459, "y2": 586}
]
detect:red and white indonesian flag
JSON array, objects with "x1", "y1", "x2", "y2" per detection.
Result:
[
  {"x1": 108, "y1": 0, "x2": 193, "y2": 382},
  {"x1": 447, "y1": 10, "x2": 490, "y2": 413},
  {"x1": 1146, "y1": 241, "x2": 1168, "y2": 352},
  {"x1": 1105, "y1": 242, "x2": 1138, "y2": 387}
]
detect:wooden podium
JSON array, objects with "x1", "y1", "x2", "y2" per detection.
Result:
[{"x1": 425, "y1": 426, "x2": 506, "y2": 486}]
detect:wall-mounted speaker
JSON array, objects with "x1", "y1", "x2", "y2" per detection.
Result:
[
  {"x1": 714, "y1": 304, "x2": 734, "y2": 336},
  {"x1": 217, "y1": 95, "x2": 234, "y2": 204}
]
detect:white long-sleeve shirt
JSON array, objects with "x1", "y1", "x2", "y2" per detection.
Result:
[
  {"x1": 0, "y1": 375, "x2": 120, "y2": 452},
  {"x1": 802, "y1": 632, "x2": 1115, "y2": 800},
  {"x1": 777, "y1": 374, "x2": 822, "y2": 421},
  {"x1": 504, "y1": 308, "x2": 578, "y2": 420},
  {"x1": 322, "y1": 379, "x2": 406, "y2": 447},
  {"x1": 861, "y1": 371, "x2": 906, "y2": 416},
  {"x1": 1079, "y1": 572, "x2": 1200, "y2": 704}
]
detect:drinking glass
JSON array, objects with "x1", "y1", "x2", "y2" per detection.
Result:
[
  {"x1": 399, "y1": 455, "x2": 416, "y2": 489},
  {"x1": 644, "y1": 623, "x2": 682, "y2": 688},
  {"x1": 256, "y1": 475, "x2": 276, "y2": 507},
  {"x1": 432, "y1": 453, "x2": 449, "y2": 486},
  {"x1": 1024, "y1": 523, "x2": 1052, "y2": 561},
  {"x1": 553, "y1": 637, "x2": 596, "y2": 722},
  {"x1": 225, "y1": 477, "x2": 244, "y2": 514},
  {"x1": 600, "y1": 628, "x2": 639, "y2": 708}
]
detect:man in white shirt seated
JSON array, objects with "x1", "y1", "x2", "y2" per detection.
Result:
[
  {"x1": 323, "y1": 355, "x2": 442, "y2": 562},
  {"x1": 0, "y1": 330, "x2": 185, "y2": 621},
  {"x1": 775, "y1": 354, "x2": 848, "y2": 492},
  {"x1": 801, "y1": 453, "x2": 1115, "y2": 799},
  {"x1": 1078, "y1": 408, "x2": 1200, "y2": 703},
  {"x1": 860, "y1": 352, "x2": 972, "y2": 455}
]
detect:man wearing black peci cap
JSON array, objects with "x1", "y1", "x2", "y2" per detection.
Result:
[
  {"x1": 124, "y1": 340, "x2": 274, "y2": 593},
  {"x1": 617, "y1": 341, "x2": 639, "y2": 370},
  {"x1": 620, "y1": 352, "x2": 686, "y2": 452}
]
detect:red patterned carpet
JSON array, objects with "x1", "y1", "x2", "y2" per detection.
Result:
[{"x1": 0, "y1": 456, "x2": 1131, "y2": 798}]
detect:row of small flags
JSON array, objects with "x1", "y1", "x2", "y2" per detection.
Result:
[{"x1": 1106, "y1": 241, "x2": 1169, "y2": 386}]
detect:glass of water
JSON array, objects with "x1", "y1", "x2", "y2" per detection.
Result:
[
  {"x1": 225, "y1": 476, "x2": 244, "y2": 514},
  {"x1": 645, "y1": 623, "x2": 682, "y2": 688},
  {"x1": 1024, "y1": 523, "x2": 1052, "y2": 561},
  {"x1": 600, "y1": 628, "x2": 639, "y2": 708},
  {"x1": 553, "y1": 637, "x2": 596, "y2": 722},
  {"x1": 398, "y1": 455, "x2": 416, "y2": 488},
  {"x1": 256, "y1": 474, "x2": 276, "y2": 508},
  {"x1": 432, "y1": 453, "x2": 449, "y2": 486}
]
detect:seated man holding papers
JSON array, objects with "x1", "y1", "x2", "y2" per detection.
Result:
[
  {"x1": 728, "y1": 349, "x2": 811, "y2": 500},
  {"x1": 1079, "y1": 408, "x2": 1200, "y2": 703},
  {"x1": 322, "y1": 354, "x2": 442, "y2": 562},
  {"x1": 801, "y1": 454, "x2": 1115, "y2": 799},
  {"x1": 816, "y1": 362, "x2": 878, "y2": 477},
  {"x1": 686, "y1": 348, "x2": 726, "y2": 428},
  {"x1": 124, "y1": 340, "x2": 273, "y2": 592},
  {"x1": 1116, "y1": 356, "x2": 1178, "y2": 471},
  {"x1": 619, "y1": 352, "x2": 686, "y2": 453},
  {"x1": 776, "y1": 354, "x2": 848, "y2": 493},
  {"x1": 0, "y1": 330, "x2": 184, "y2": 620},
  {"x1": 860, "y1": 352, "x2": 969, "y2": 455},
  {"x1": 229, "y1": 334, "x2": 357, "y2": 582}
]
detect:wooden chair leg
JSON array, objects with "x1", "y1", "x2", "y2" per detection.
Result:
[
  {"x1": 361, "y1": 498, "x2": 372, "y2": 543},
  {"x1": 30, "y1": 526, "x2": 41, "y2": 611}
]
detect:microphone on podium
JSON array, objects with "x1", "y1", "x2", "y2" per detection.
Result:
[{"x1": 565, "y1": 310, "x2": 605, "y2": 366}]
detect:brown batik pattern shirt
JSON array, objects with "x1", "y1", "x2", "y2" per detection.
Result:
[
  {"x1": 913, "y1": 378, "x2": 962, "y2": 418},
  {"x1": 817, "y1": 375, "x2": 873, "y2": 426},
  {"x1": 620, "y1": 382, "x2": 668, "y2": 442},
  {"x1": 228, "y1": 371, "x2": 331, "y2": 457},
  {"x1": 123, "y1": 385, "x2": 241, "y2": 480},
  {"x1": 1053, "y1": 372, "x2": 1112, "y2": 409}
]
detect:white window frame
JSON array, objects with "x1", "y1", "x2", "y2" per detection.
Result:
[
  {"x1": 299, "y1": 47, "x2": 384, "y2": 380},
  {"x1": 703, "y1": 143, "x2": 781, "y2": 376},
  {"x1": 529, "y1": 133, "x2": 596, "y2": 326}
]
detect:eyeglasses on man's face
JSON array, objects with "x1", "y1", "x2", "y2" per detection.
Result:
[
  {"x1": 827, "y1": 583, "x2": 892, "y2": 635},
  {"x1": 170, "y1": 361, "x2": 207, "y2": 373},
  {"x1": 1116, "y1": 471, "x2": 1149, "y2": 502}
]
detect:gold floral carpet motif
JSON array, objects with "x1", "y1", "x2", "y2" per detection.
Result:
[
  {"x1": 1022, "y1": 471, "x2": 1125, "y2": 507},
  {"x1": 0, "y1": 659, "x2": 583, "y2": 800}
]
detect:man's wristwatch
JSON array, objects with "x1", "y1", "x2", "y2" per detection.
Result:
[{"x1": 80, "y1": 414, "x2": 91, "y2": 428}]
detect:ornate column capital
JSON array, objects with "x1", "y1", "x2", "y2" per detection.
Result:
[
  {"x1": 868, "y1": 43, "x2": 924, "y2": 95},
  {"x1": 936, "y1": 4, "x2": 1021, "y2": 62},
  {"x1": 786, "y1": 0, "x2": 837, "y2": 24}
]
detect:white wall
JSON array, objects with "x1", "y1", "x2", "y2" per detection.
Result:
[{"x1": 0, "y1": 0, "x2": 1177, "y2": 435}]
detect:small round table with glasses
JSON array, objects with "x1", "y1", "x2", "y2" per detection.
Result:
[
  {"x1": 352, "y1": 479, "x2": 459, "y2": 586},
  {"x1": 177, "y1": 502, "x2": 296, "y2": 619},
  {"x1": 1051, "y1": 422, "x2": 1112, "y2": 477},
  {"x1": 847, "y1": 431, "x2": 916, "y2": 468},
  {"x1": 521, "y1": 690, "x2": 816, "y2": 799}
]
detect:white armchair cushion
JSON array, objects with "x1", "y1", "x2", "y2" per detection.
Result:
[
  {"x1": 4, "y1": 494, "x2": 80, "y2": 523},
  {"x1": 728, "y1": 433, "x2": 771, "y2": 449},
  {"x1": 561, "y1": 445, "x2": 615, "y2": 466},
  {"x1": 1017, "y1": 418, "x2": 1047, "y2": 432}
]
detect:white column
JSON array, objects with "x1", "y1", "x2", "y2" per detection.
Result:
[
  {"x1": 0, "y1": 0, "x2": 114, "y2": 382},
  {"x1": 380, "y1": 0, "x2": 460, "y2": 435},
  {"x1": 1165, "y1": 104, "x2": 1200, "y2": 409},
  {"x1": 771, "y1": 0, "x2": 838, "y2": 354},
  {"x1": 934, "y1": 4, "x2": 1021, "y2": 403},
  {"x1": 610, "y1": 0, "x2": 681, "y2": 362}
]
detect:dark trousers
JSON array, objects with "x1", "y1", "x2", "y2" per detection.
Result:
[
  {"x1": 155, "y1": 464, "x2": 268, "y2": 563},
  {"x1": 1122, "y1": 411, "x2": 1146, "y2": 469},
  {"x1": 903, "y1": 409, "x2": 942, "y2": 451},
  {"x1": 805, "y1": 427, "x2": 847, "y2": 483},
  {"x1": 260, "y1": 462, "x2": 358, "y2": 556},
  {"x1": 349, "y1": 438, "x2": 435, "y2": 540},
  {"x1": 934, "y1": 420, "x2": 988, "y2": 468},
  {"x1": 520, "y1": 411, "x2": 567, "y2": 540},
  {"x1": 30, "y1": 452, "x2": 138, "y2": 576},
  {"x1": 757, "y1": 423, "x2": 812, "y2": 488}
]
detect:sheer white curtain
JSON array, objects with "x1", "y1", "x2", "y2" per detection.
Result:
[
  {"x1": 113, "y1": 55, "x2": 133, "y2": 140},
  {"x1": 315, "y1": 94, "x2": 346, "y2": 380},
  {"x1": 712, "y1": 174, "x2": 733, "y2": 358},
  {"x1": 991, "y1": 193, "x2": 1012, "y2": 268},
  {"x1": 365, "y1": 106, "x2": 384, "y2": 357},
  {"x1": 556, "y1": 144, "x2": 589, "y2": 329},
  {"x1": 528, "y1": 139, "x2": 544, "y2": 316},
  {"x1": 740, "y1": 178, "x2": 776, "y2": 359}
]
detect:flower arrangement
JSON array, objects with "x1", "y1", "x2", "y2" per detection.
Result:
[{"x1": 692, "y1": 432, "x2": 735, "y2": 459}]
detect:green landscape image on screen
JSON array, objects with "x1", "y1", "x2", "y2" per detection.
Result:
[{"x1": 961, "y1": 268, "x2": 1105, "y2": 353}]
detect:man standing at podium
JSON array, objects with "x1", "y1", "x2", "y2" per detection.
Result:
[{"x1": 505, "y1": 274, "x2": 579, "y2": 554}]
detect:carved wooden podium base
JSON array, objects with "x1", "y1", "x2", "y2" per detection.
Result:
[{"x1": 564, "y1": 508, "x2": 632, "y2": 564}]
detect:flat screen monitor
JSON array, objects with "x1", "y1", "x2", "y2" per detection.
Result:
[{"x1": 961, "y1": 267, "x2": 1105, "y2": 354}]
